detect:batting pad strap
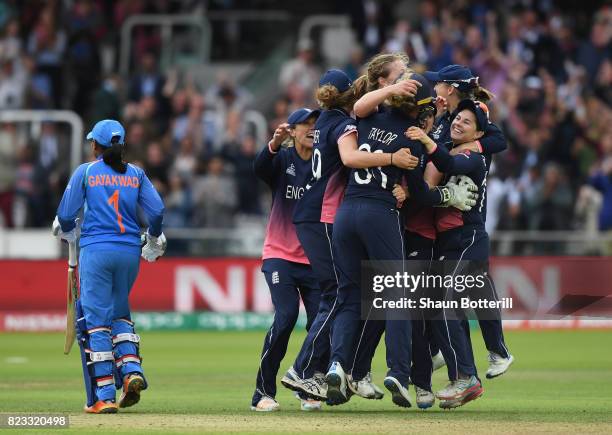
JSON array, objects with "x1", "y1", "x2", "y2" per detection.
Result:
[
  {"x1": 96, "y1": 376, "x2": 114, "y2": 387},
  {"x1": 87, "y1": 327, "x2": 112, "y2": 334},
  {"x1": 112, "y1": 333, "x2": 140, "y2": 345},
  {"x1": 86, "y1": 350, "x2": 115, "y2": 365},
  {"x1": 116, "y1": 318, "x2": 134, "y2": 326},
  {"x1": 115, "y1": 354, "x2": 141, "y2": 368}
]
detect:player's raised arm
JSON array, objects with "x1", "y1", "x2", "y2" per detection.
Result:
[
  {"x1": 253, "y1": 122, "x2": 290, "y2": 185},
  {"x1": 337, "y1": 126, "x2": 419, "y2": 170}
]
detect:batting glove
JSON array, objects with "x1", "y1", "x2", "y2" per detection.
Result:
[
  {"x1": 141, "y1": 231, "x2": 167, "y2": 262},
  {"x1": 52, "y1": 216, "x2": 80, "y2": 243},
  {"x1": 436, "y1": 177, "x2": 479, "y2": 211}
]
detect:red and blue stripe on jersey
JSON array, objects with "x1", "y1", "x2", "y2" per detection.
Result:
[
  {"x1": 254, "y1": 144, "x2": 312, "y2": 264},
  {"x1": 293, "y1": 109, "x2": 356, "y2": 224}
]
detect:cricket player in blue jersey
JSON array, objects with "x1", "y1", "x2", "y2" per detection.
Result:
[{"x1": 53, "y1": 119, "x2": 165, "y2": 413}]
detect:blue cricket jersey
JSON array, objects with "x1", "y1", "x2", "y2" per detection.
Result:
[
  {"x1": 57, "y1": 157, "x2": 165, "y2": 251},
  {"x1": 344, "y1": 108, "x2": 444, "y2": 207},
  {"x1": 293, "y1": 108, "x2": 356, "y2": 224}
]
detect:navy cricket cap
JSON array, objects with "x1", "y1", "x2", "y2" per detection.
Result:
[
  {"x1": 86, "y1": 119, "x2": 125, "y2": 147},
  {"x1": 287, "y1": 108, "x2": 320, "y2": 127},
  {"x1": 319, "y1": 69, "x2": 352, "y2": 93},
  {"x1": 424, "y1": 64, "x2": 479, "y2": 92},
  {"x1": 410, "y1": 73, "x2": 434, "y2": 107},
  {"x1": 456, "y1": 99, "x2": 489, "y2": 131}
]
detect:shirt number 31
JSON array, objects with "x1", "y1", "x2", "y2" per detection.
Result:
[{"x1": 107, "y1": 189, "x2": 126, "y2": 233}]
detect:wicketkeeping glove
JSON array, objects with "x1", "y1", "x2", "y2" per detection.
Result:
[
  {"x1": 436, "y1": 176, "x2": 479, "y2": 211},
  {"x1": 52, "y1": 216, "x2": 80, "y2": 243},
  {"x1": 141, "y1": 231, "x2": 167, "y2": 262}
]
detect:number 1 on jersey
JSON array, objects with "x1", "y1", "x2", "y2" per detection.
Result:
[{"x1": 107, "y1": 189, "x2": 125, "y2": 233}]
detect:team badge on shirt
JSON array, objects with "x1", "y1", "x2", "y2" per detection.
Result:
[{"x1": 286, "y1": 164, "x2": 296, "y2": 176}]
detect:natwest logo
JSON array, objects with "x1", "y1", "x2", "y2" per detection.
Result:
[{"x1": 173, "y1": 264, "x2": 271, "y2": 313}]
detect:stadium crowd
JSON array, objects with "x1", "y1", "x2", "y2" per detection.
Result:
[{"x1": 0, "y1": 1, "x2": 610, "y2": 248}]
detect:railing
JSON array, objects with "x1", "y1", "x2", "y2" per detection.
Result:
[
  {"x1": 119, "y1": 14, "x2": 212, "y2": 76},
  {"x1": 0, "y1": 110, "x2": 84, "y2": 173},
  {"x1": 298, "y1": 14, "x2": 351, "y2": 43},
  {"x1": 490, "y1": 231, "x2": 611, "y2": 256},
  {"x1": 160, "y1": 229, "x2": 612, "y2": 258},
  {"x1": 2, "y1": 228, "x2": 612, "y2": 259}
]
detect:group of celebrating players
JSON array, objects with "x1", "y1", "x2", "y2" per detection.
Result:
[{"x1": 251, "y1": 52, "x2": 515, "y2": 413}]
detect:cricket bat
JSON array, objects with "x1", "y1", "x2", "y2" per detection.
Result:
[{"x1": 63, "y1": 241, "x2": 78, "y2": 354}]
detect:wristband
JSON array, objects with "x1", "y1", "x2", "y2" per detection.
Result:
[
  {"x1": 268, "y1": 141, "x2": 279, "y2": 154},
  {"x1": 434, "y1": 186, "x2": 451, "y2": 206}
]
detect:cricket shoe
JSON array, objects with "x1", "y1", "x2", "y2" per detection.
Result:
[
  {"x1": 251, "y1": 396, "x2": 280, "y2": 412},
  {"x1": 383, "y1": 376, "x2": 412, "y2": 408},
  {"x1": 325, "y1": 362, "x2": 349, "y2": 406},
  {"x1": 415, "y1": 386, "x2": 435, "y2": 409},
  {"x1": 437, "y1": 376, "x2": 484, "y2": 409},
  {"x1": 432, "y1": 350, "x2": 446, "y2": 371},
  {"x1": 281, "y1": 367, "x2": 327, "y2": 400},
  {"x1": 294, "y1": 392, "x2": 322, "y2": 411},
  {"x1": 119, "y1": 373, "x2": 146, "y2": 408},
  {"x1": 486, "y1": 353, "x2": 514, "y2": 379},
  {"x1": 84, "y1": 400, "x2": 118, "y2": 414},
  {"x1": 348, "y1": 372, "x2": 384, "y2": 399}
]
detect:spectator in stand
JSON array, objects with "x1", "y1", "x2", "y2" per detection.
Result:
[
  {"x1": 172, "y1": 136, "x2": 198, "y2": 182},
  {"x1": 343, "y1": 45, "x2": 365, "y2": 81},
  {"x1": 0, "y1": 122, "x2": 18, "y2": 227},
  {"x1": 268, "y1": 96, "x2": 291, "y2": 137},
  {"x1": 127, "y1": 51, "x2": 165, "y2": 114},
  {"x1": 279, "y1": 39, "x2": 321, "y2": 108},
  {"x1": 27, "y1": 6, "x2": 66, "y2": 108},
  {"x1": 0, "y1": 54, "x2": 27, "y2": 109},
  {"x1": 525, "y1": 162, "x2": 573, "y2": 231},
  {"x1": 91, "y1": 74, "x2": 121, "y2": 122},
  {"x1": 124, "y1": 120, "x2": 149, "y2": 163},
  {"x1": 192, "y1": 155, "x2": 237, "y2": 228},
  {"x1": 223, "y1": 135, "x2": 262, "y2": 216},
  {"x1": 164, "y1": 172, "x2": 192, "y2": 229},
  {"x1": 66, "y1": 0, "x2": 102, "y2": 114},
  {"x1": 589, "y1": 155, "x2": 612, "y2": 232},
  {"x1": 144, "y1": 141, "x2": 170, "y2": 195},
  {"x1": 577, "y1": 9, "x2": 612, "y2": 82}
]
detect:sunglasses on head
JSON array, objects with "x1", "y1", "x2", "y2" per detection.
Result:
[{"x1": 444, "y1": 76, "x2": 479, "y2": 88}]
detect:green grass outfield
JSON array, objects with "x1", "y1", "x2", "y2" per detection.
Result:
[{"x1": 1, "y1": 330, "x2": 612, "y2": 434}]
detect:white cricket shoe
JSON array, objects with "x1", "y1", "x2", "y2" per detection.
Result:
[
  {"x1": 348, "y1": 372, "x2": 384, "y2": 399},
  {"x1": 251, "y1": 396, "x2": 280, "y2": 412},
  {"x1": 486, "y1": 353, "x2": 514, "y2": 379},
  {"x1": 325, "y1": 362, "x2": 349, "y2": 406},
  {"x1": 415, "y1": 386, "x2": 435, "y2": 409},
  {"x1": 436, "y1": 376, "x2": 484, "y2": 409},
  {"x1": 432, "y1": 350, "x2": 446, "y2": 371},
  {"x1": 383, "y1": 376, "x2": 412, "y2": 408},
  {"x1": 281, "y1": 366, "x2": 327, "y2": 400},
  {"x1": 294, "y1": 392, "x2": 322, "y2": 412}
]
